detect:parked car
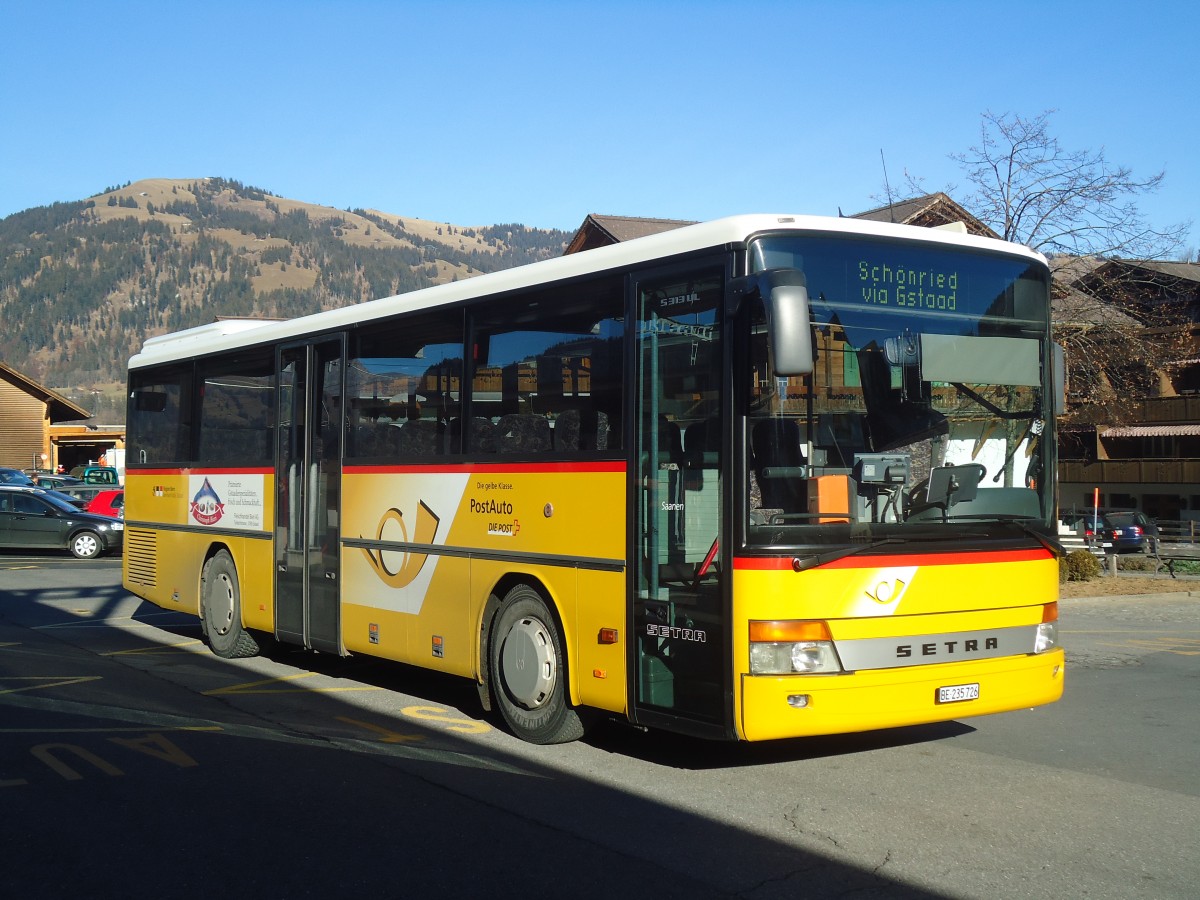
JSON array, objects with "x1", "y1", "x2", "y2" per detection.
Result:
[
  {"x1": 69, "y1": 465, "x2": 120, "y2": 486},
  {"x1": 0, "y1": 467, "x2": 35, "y2": 486},
  {"x1": 45, "y1": 488, "x2": 88, "y2": 509},
  {"x1": 34, "y1": 474, "x2": 83, "y2": 490},
  {"x1": 0, "y1": 485, "x2": 124, "y2": 558},
  {"x1": 85, "y1": 489, "x2": 124, "y2": 519},
  {"x1": 54, "y1": 484, "x2": 110, "y2": 506},
  {"x1": 1064, "y1": 508, "x2": 1159, "y2": 553},
  {"x1": 34, "y1": 475, "x2": 90, "y2": 506},
  {"x1": 1100, "y1": 510, "x2": 1160, "y2": 553}
]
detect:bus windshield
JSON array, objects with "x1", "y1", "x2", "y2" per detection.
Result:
[{"x1": 744, "y1": 234, "x2": 1053, "y2": 549}]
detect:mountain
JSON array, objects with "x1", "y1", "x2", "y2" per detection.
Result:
[{"x1": 0, "y1": 177, "x2": 572, "y2": 422}]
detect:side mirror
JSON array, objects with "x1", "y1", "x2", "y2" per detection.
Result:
[
  {"x1": 1052, "y1": 343, "x2": 1066, "y2": 416},
  {"x1": 763, "y1": 269, "x2": 813, "y2": 376}
]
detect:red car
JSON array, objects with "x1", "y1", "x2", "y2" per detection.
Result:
[{"x1": 85, "y1": 489, "x2": 124, "y2": 519}]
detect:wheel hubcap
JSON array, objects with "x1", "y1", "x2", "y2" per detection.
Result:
[
  {"x1": 501, "y1": 616, "x2": 556, "y2": 709},
  {"x1": 210, "y1": 574, "x2": 235, "y2": 636}
]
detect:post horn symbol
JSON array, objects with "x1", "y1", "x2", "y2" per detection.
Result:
[{"x1": 362, "y1": 501, "x2": 440, "y2": 588}]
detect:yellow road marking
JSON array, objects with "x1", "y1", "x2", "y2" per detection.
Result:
[
  {"x1": 1095, "y1": 636, "x2": 1200, "y2": 655},
  {"x1": 34, "y1": 616, "x2": 200, "y2": 630},
  {"x1": 102, "y1": 640, "x2": 204, "y2": 656},
  {"x1": 0, "y1": 676, "x2": 102, "y2": 695},
  {"x1": 1065, "y1": 630, "x2": 1200, "y2": 635},
  {"x1": 0, "y1": 725, "x2": 223, "y2": 734},
  {"x1": 203, "y1": 673, "x2": 382, "y2": 696},
  {"x1": 337, "y1": 716, "x2": 426, "y2": 744}
]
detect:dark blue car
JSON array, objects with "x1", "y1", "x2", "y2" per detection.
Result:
[{"x1": 1079, "y1": 509, "x2": 1159, "y2": 554}]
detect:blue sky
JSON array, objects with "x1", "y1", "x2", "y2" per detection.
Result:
[{"x1": 2, "y1": 1, "x2": 1196, "y2": 252}]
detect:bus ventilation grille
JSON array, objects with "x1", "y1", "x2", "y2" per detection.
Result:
[{"x1": 125, "y1": 528, "x2": 158, "y2": 587}]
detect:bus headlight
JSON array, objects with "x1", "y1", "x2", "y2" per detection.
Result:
[
  {"x1": 1034, "y1": 622, "x2": 1058, "y2": 653},
  {"x1": 749, "y1": 621, "x2": 843, "y2": 675},
  {"x1": 1034, "y1": 602, "x2": 1058, "y2": 653}
]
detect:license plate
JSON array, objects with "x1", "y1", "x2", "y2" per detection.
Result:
[{"x1": 936, "y1": 682, "x2": 980, "y2": 704}]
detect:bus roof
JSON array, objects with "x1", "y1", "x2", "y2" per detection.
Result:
[{"x1": 129, "y1": 213, "x2": 1046, "y2": 369}]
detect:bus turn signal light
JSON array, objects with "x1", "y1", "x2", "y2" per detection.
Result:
[{"x1": 749, "y1": 620, "x2": 832, "y2": 643}]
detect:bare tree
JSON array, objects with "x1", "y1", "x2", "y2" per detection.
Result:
[
  {"x1": 953, "y1": 110, "x2": 1190, "y2": 260},
  {"x1": 922, "y1": 110, "x2": 1198, "y2": 428},
  {"x1": 1051, "y1": 258, "x2": 1195, "y2": 425}
]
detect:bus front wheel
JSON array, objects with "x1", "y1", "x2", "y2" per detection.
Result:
[
  {"x1": 488, "y1": 584, "x2": 587, "y2": 744},
  {"x1": 200, "y1": 550, "x2": 260, "y2": 659}
]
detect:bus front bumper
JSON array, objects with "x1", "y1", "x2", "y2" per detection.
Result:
[{"x1": 738, "y1": 648, "x2": 1065, "y2": 742}]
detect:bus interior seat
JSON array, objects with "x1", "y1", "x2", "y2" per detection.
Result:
[
  {"x1": 856, "y1": 344, "x2": 947, "y2": 452},
  {"x1": 555, "y1": 408, "x2": 609, "y2": 451},
  {"x1": 394, "y1": 419, "x2": 446, "y2": 456},
  {"x1": 199, "y1": 428, "x2": 270, "y2": 465},
  {"x1": 684, "y1": 418, "x2": 720, "y2": 490},
  {"x1": 495, "y1": 413, "x2": 552, "y2": 453},
  {"x1": 453, "y1": 417, "x2": 495, "y2": 453},
  {"x1": 751, "y1": 418, "x2": 808, "y2": 512},
  {"x1": 353, "y1": 422, "x2": 389, "y2": 457},
  {"x1": 655, "y1": 415, "x2": 682, "y2": 463}
]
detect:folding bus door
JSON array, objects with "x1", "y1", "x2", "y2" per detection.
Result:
[
  {"x1": 275, "y1": 337, "x2": 344, "y2": 654},
  {"x1": 631, "y1": 265, "x2": 729, "y2": 734}
]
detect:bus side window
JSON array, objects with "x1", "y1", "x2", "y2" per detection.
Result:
[
  {"x1": 466, "y1": 276, "x2": 624, "y2": 458},
  {"x1": 347, "y1": 311, "x2": 463, "y2": 460},
  {"x1": 128, "y1": 368, "x2": 193, "y2": 464},
  {"x1": 196, "y1": 352, "x2": 275, "y2": 466}
]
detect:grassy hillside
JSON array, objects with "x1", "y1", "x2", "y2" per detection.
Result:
[{"x1": 0, "y1": 177, "x2": 571, "y2": 422}]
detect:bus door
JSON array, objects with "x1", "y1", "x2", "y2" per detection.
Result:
[
  {"x1": 275, "y1": 337, "x2": 344, "y2": 654},
  {"x1": 632, "y1": 267, "x2": 729, "y2": 733}
]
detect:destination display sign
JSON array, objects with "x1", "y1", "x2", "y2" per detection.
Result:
[{"x1": 856, "y1": 260, "x2": 960, "y2": 311}]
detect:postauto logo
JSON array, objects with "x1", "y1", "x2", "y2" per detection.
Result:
[{"x1": 361, "y1": 501, "x2": 439, "y2": 589}]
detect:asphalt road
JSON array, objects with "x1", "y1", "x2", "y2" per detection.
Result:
[{"x1": 2, "y1": 554, "x2": 1197, "y2": 899}]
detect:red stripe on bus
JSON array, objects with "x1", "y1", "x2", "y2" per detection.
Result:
[
  {"x1": 128, "y1": 462, "x2": 625, "y2": 476},
  {"x1": 733, "y1": 548, "x2": 1052, "y2": 570},
  {"x1": 342, "y1": 461, "x2": 626, "y2": 475},
  {"x1": 127, "y1": 467, "x2": 274, "y2": 476}
]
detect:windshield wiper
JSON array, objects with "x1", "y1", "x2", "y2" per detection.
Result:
[
  {"x1": 941, "y1": 514, "x2": 1061, "y2": 555},
  {"x1": 790, "y1": 531, "x2": 987, "y2": 572},
  {"x1": 793, "y1": 538, "x2": 903, "y2": 572}
]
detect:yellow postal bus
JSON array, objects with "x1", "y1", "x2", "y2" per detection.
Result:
[{"x1": 123, "y1": 214, "x2": 1063, "y2": 743}]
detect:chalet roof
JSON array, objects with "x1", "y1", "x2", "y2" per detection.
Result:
[
  {"x1": 849, "y1": 192, "x2": 1000, "y2": 239},
  {"x1": 564, "y1": 214, "x2": 697, "y2": 255},
  {"x1": 1050, "y1": 289, "x2": 1143, "y2": 328},
  {"x1": 1049, "y1": 255, "x2": 1105, "y2": 282},
  {"x1": 1048, "y1": 255, "x2": 1200, "y2": 328},
  {"x1": 1101, "y1": 424, "x2": 1200, "y2": 438},
  {"x1": 565, "y1": 194, "x2": 999, "y2": 255},
  {"x1": 1087, "y1": 258, "x2": 1200, "y2": 285},
  {"x1": 0, "y1": 361, "x2": 91, "y2": 421},
  {"x1": 1050, "y1": 261, "x2": 1144, "y2": 328}
]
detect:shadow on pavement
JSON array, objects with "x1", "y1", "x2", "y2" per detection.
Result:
[{"x1": 1, "y1": 562, "x2": 951, "y2": 899}]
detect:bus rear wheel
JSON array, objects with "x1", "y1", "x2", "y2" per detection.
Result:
[
  {"x1": 200, "y1": 550, "x2": 259, "y2": 659},
  {"x1": 488, "y1": 585, "x2": 587, "y2": 744}
]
